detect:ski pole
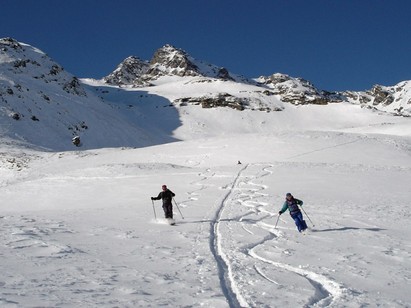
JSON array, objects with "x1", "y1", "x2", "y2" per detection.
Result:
[
  {"x1": 151, "y1": 199, "x2": 157, "y2": 221},
  {"x1": 173, "y1": 198, "x2": 184, "y2": 219},
  {"x1": 274, "y1": 215, "x2": 280, "y2": 229},
  {"x1": 301, "y1": 207, "x2": 315, "y2": 227}
]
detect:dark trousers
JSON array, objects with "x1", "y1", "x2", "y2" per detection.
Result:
[
  {"x1": 163, "y1": 203, "x2": 173, "y2": 219},
  {"x1": 291, "y1": 211, "x2": 307, "y2": 232}
]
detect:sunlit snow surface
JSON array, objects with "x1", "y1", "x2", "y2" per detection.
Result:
[{"x1": 1, "y1": 112, "x2": 410, "y2": 307}]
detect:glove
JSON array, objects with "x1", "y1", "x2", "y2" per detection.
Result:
[
  {"x1": 151, "y1": 197, "x2": 154, "y2": 200},
  {"x1": 278, "y1": 211, "x2": 282, "y2": 215}
]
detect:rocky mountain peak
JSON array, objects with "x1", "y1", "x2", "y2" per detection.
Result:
[
  {"x1": 103, "y1": 56, "x2": 149, "y2": 86},
  {"x1": 146, "y1": 44, "x2": 201, "y2": 79},
  {"x1": 0, "y1": 37, "x2": 24, "y2": 52},
  {"x1": 261, "y1": 73, "x2": 292, "y2": 84},
  {"x1": 103, "y1": 44, "x2": 241, "y2": 86}
]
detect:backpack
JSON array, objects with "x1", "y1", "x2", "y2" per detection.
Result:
[{"x1": 287, "y1": 199, "x2": 301, "y2": 215}]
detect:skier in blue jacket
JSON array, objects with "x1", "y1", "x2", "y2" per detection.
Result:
[{"x1": 278, "y1": 193, "x2": 308, "y2": 232}]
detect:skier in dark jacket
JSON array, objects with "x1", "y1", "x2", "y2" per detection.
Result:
[
  {"x1": 278, "y1": 193, "x2": 307, "y2": 232},
  {"x1": 151, "y1": 185, "x2": 175, "y2": 219}
]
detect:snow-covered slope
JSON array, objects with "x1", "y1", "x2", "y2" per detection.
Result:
[
  {"x1": 1, "y1": 130, "x2": 410, "y2": 307},
  {"x1": 0, "y1": 38, "x2": 180, "y2": 150}
]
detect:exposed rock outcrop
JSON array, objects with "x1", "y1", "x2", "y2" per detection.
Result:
[
  {"x1": 103, "y1": 56, "x2": 150, "y2": 86},
  {"x1": 174, "y1": 93, "x2": 283, "y2": 112},
  {"x1": 257, "y1": 73, "x2": 343, "y2": 105},
  {"x1": 343, "y1": 81, "x2": 411, "y2": 116},
  {"x1": 145, "y1": 44, "x2": 201, "y2": 78}
]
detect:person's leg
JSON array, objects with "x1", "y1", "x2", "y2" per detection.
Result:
[
  {"x1": 292, "y1": 212, "x2": 304, "y2": 232},
  {"x1": 301, "y1": 217, "x2": 308, "y2": 230},
  {"x1": 296, "y1": 212, "x2": 307, "y2": 231},
  {"x1": 165, "y1": 204, "x2": 173, "y2": 219},
  {"x1": 169, "y1": 204, "x2": 173, "y2": 219},
  {"x1": 162, "y1": 205, "x2": 168, "y2": 218}
]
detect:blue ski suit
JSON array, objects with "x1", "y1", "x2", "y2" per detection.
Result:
[{"x1": 279, "y1": 197, "x2": 307, "y2": 232}]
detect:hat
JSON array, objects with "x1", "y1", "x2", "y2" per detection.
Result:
[{"x1": 286, "y1": 193, "x2": 292, "y2": 197}]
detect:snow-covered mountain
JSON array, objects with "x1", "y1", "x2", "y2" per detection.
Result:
[
  {"x1": 103, "y1": 44, "x2": 411, "y2": 115},
  {"x1": 256, "y1": 73, "x2": 411, "y2": 116},
  {"x1": 343, "y1": 81, "x2": 411, "y2": 116},
  {"x1": 0, "y1": 38, "x2": 181, "y2": 150},
  {"x1": 1, "y1": 37, "x2": 410, "y2": 151},
  {"x1": 1, "y1": 38, "x2": 411, "y2": 307}
]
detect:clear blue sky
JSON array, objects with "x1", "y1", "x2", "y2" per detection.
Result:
[{"x1": 1, "y1": 0, "x2": 410, "y2": 91}]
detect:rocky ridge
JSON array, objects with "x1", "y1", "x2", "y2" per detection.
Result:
[
  {"x1": 104, "y1": 45, "x2": 410, "y2": 116},
  {"x1": 343, "y1": 81, "x2": 411, "y2": 116},
  {"x1": 104, "y1": 44, "x2": 246, "y2": 87},
  {"x1": 256, "y1": 73, "x2": 343, "y2": 106},
  {"x1": 174, "y1": 92, "x2": 282, "y2": 112}
]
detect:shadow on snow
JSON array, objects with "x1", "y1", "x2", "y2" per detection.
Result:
[{"x1": 311, "y1": 227, "x2": 386, "y2": 232}]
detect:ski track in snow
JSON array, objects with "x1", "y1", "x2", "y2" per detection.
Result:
[
  {"x1": 210, "y1": 164, "x2": 249, "y2": 308},
  {"x1": 211, "y1": 163, "x2": 353, "y2": 307}
]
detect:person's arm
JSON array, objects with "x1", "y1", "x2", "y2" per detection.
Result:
[
  {"x1": 151, "y1": 192, "x2": 162, "y2": 200},
  {"x1": 295, "y1": 199, "x2": 303, "y2": 206},
  {"x1": 279, "y1": 202, "x2": 288, "y2": 214}
]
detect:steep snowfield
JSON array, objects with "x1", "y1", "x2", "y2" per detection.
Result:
[{"x1": 0, "y1": 39, "x2": 180, "y2": 151}]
